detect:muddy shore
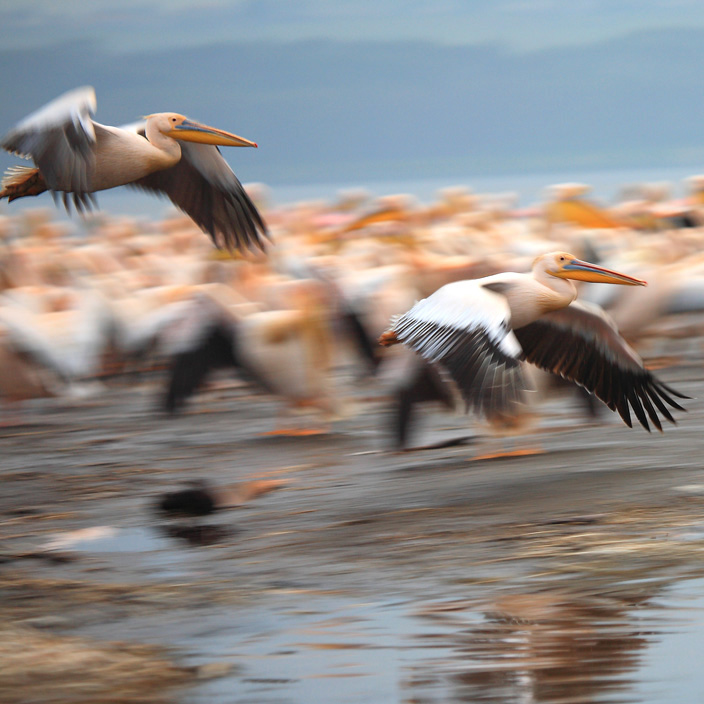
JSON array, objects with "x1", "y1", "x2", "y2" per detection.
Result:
[{"x1": 2, "y1": 360, "x2": 704, "y2": 703}]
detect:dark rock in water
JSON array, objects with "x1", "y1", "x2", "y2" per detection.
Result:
[
  {"x1": 157, "y1": 483, "x2": 217, "y2": 517},
  {"x1": 155, "y1": 477, "x2": 284, "y2": 518}
]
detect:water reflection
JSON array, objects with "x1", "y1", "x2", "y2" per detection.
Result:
[
  {"x1": 178, "y1": 578, "x2": 704, "y2": 704},
  {"x1": 158, "y1": 522, "x2": 234, "y2": 547},
  {"x1": 405, "y1": 586, "x2": 673, "y2": 704}
]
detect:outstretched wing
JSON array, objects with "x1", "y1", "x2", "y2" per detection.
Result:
[
  {"x1": 129, "y1": 132, "x2": 269, "y2": 254},
  {"x1": 165, "y1": 321, "x2": 241, "y2": 414},
  {"x1": 513, "y1": 301, "x2": 688, "y2": 431},
  {"x1": 1, "y1": 86, "x2": 97, "y2": 209},
  {"x1": 163, "y1": 293, "x2": 275, "y2": 413},
  {"x1": 388, "y1": 280, "x2": 528, "y2": 419},
  {"x1": 162, "y1": 295, "x2": 240, "y2": 414}
]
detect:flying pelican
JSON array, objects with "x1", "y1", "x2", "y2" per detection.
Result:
[
  {"x1": 0, "y1": 86, "x2": 268, "y2": 253},
  {"x1": 379, "y1": 252, "x2": 688, "y2": 431}
]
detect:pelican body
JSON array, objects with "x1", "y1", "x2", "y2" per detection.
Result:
[
  {"x1": 380, "y1": 252, "x2": 687, "y2": 431},
  {"x1": 1, "y1": 87, "x2": 268, "y2": 253}
]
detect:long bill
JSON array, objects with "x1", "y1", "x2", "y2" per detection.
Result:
[
  {"x1": 170, "y1": 118, "x2": 258, "y2": 147},
  {"x1": 557, "y1": 258, "x2": 647, "y2": 286}
]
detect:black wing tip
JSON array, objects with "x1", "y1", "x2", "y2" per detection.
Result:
[
  {"x1": 650, "y1": 377, "x2": 691, "y2": 400},
  {"x1": 215, "y1": 217, "x2": 270, "y2": 254},
  {"x1": 613, "y1": 376, "x2": 689, "y2": 431},
  {"x1": 668, "y1": 390, "x2": 692, "y2": 401},
  {"x1": 654, "y1": 385, "x2": 689, "y2": 412},
  {"x1": 219, "y1": 234, "x2": 270, "y2": 256}
]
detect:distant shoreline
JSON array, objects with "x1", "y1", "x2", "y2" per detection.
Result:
[{"x1": 2, "y1": 163, "x2": 703, "y2": 224}]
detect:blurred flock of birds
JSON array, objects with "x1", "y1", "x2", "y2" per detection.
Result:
[{"x1": 1, "y1": 173, "x2": 704, "y2": 451}]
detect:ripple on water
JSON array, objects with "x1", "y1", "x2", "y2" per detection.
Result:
[{"x1": 176, "y1": 577, "x2": 704, "y2": 704}]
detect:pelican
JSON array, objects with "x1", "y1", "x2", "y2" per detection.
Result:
[
  {"x1": 0, "y1": 86, "x2": 268, "y2": 253},
  {"x1": 545, "y1": 183, "x2": 628, "y2": 229},
  {"x1": 379, "y1": 252, "x2": 688, "y2": 431},
  {"x1": 163, "y1": 280, "x2": 340, "y2": 435}
]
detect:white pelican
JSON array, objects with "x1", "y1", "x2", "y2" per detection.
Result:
[
  {"x1": 0, "y1": 86, "x2": 268, "y2": 253},
  {"x1": 379, "y1": 252, "x2": 688, "y2": 431}
]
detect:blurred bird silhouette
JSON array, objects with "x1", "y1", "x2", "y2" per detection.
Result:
[{"x1": 163, "y1": 281, "x2": 340, "y2": 434}]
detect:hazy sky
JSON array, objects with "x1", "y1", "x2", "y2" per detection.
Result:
[
  {"x1": 3, "y1": 0, "x2": 704, "y2": 52},
  {"x1": 3, "y1": 0, "x2": 704, "y2": 196}
]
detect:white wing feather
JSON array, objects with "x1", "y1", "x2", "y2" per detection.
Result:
[
  {"x1": 1, "y1": 86, "x2": 97, "y2": 196},
  {"x1": 389, "y1": 279, "x2": 527, "y2": 418},
  {"x1": 394, "y1": 280, "x2": 522, "y2": 361}
]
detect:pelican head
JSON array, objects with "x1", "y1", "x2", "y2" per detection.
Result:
[
  {"x1": 538, "y1": 252, "x2": 647, "y2": 286},
  {"x1": 147, "y1": 113, "x2": 258, "y2": 148}
]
